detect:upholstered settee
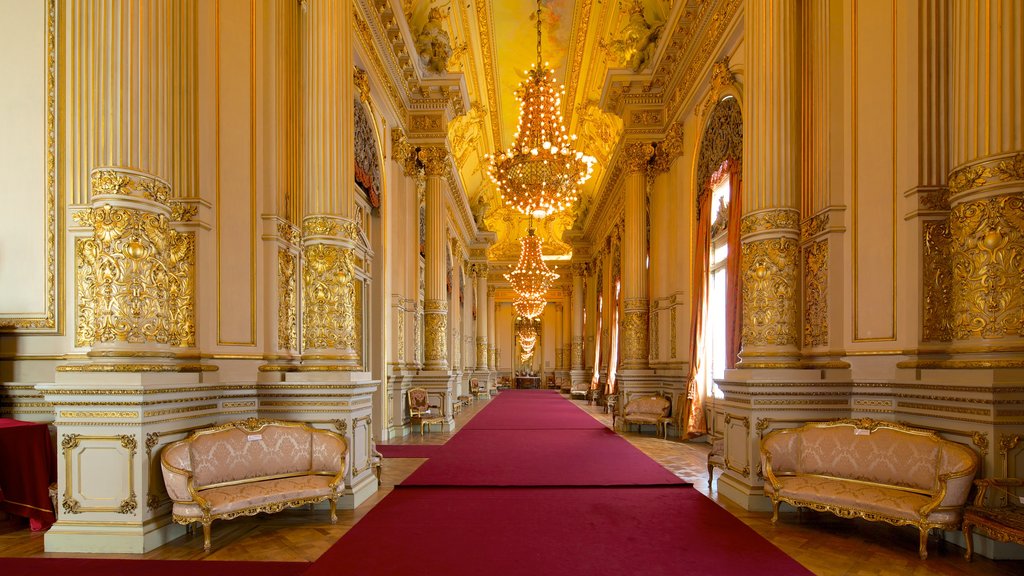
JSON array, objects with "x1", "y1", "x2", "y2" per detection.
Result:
[
  {"x1": 161, "y1": 418, "x2": 348, "y2": 550},
  {"x1": 760, "y1": 419, "x2": 978, "y2": 559},
  {"x1": 618, "y1": 394, "x2": 671, "y2": 436}
]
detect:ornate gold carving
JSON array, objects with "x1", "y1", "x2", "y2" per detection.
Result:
[
  {"x1": 448, "y1": 102, "x2": 486, "y2": 168},
  {"x1": 302, "y1": 216, "x2": 359, "y2": 240},
  {"x1": 650, "y1": 122, "x2": 685, "y2": 175},
  {"x1": 949, "y1": 194, "x2": 1024, "y2": 340},
  {"x1": 742, "y1": 237, "x2": 799, "y2": 346},
  {"x1": 60, "y1": 411, "x2": 136, "y2": 419},
  {"x1": 621, "y1": 306, "x2": 649, "y2": 364},
  {"x1": 948, "y1": 153, "x2": 1024, "y2": 195},
  {"x1": 575, "y1": 100, "x2": 623, "y2": 165},
  {"x1": 476, "y1": 336, "x2": 488, "y2": 368},
  {"x1": 922, "y1": 221, "x2": 953, "y2": 341},
  {"x1": 800, "y1": 212, "x2": 830, "y2": 243},
  {"x1": 91, "y1": 169, "x2": 169, "y2": 206},
  {"x1": 424, "y1": 312, "x2": 448, "y2": 364},
  {"x1": 920, "y1": 188, "x2": 951, "y2": 211},
  {"x1": 170, "y1": 203, "x2": 198, "y2": 222},
  {"x1": 630, "y1": 110, "x2": 661, "y2": 126},
  {"x1": 695, "y1": 97, "x2": 742, "y2": 218},
  {"x1": 353, "y1": 66, "x2": 370, "y2": 103},
  {"x1": 416, "y1": 146, "x2": 449, "y2": 176},
  {"x1": 999, "y1": 433, "x2": 1020, "y2": 455},
  {"x1": 75, "y1": 204, "x2": 194, "y2": 348},
  {"x1": 649, "y1": 308, "x2": 659, "y2": 361},
  {"x1": 302, "y1": 244, "x2": 357, "y2": 353},
  {"x1": 741, "y1": 209, "x2": 801, "y2": 237},
  {"x1": 670, "y1": 307, "x2": 677, "y2": 358},
  {"x1": 972, "y1": 431, "x2": 990, "y2": 457},
  {"x1": 803, "y1": 240, "x2": 829, "y2": 348},
  {"x1": 278, "y1": 250, "x2": 298, "y2": 351},
  {"x1": 396, "y1": 308, "x2": 406, "y2": 364},
  {"x1": 622, "y1": 141, "x2": 654, "y2": 174},
  {"x1": 710, "y1": 56, "x2": 736, "y2": 91},
  {"x1": 411, "y1": 114, "x2": 444, "y2": 134}
]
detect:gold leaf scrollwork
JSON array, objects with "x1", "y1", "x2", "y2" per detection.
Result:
[
  {"x1": 302, "y1": 244, "x2": 356, "y2": 351},
  {"x1": 620, "y1": 306, "x2": 649, "y2": 363},
  {"x1": 278, "y1": 250, "x2": 298, "y2": 351},
  {"x1": 649, "y1": 308, "x2": 659, "y2": 361},
  {"x1": 170, "y1": 203, "x2": 198, "y2": 222},
  {"x1": 922, "y1": 221, "x2": 953, "y2": 342},
  {"x1": 803, "y1": 240, "x2": 829, "y2": 348},
  {"x1": 91, "y1": 170, "x2": 169, "y2": 206},
  {"x1": 424, "y1": 311, "x2": 448, "y2": 363},
  {"x1": 396, "y1": 308, "x2": 406, "y2": 363},
  {"x1": 742, "y1": 237, "x2": 799, "y2": 346},
  {"x1": 949, "y1": 194, "x2": 1024, "y2": 340},
  {"x1": 741, "y1": 209, "x2": 801, "y2": 237},
  {"x1": 571, "y1": 338, "x2": 584, "y2": 368},
  {"x1": 303, "y1": 217, "x2": 339, "y2": 237},
  {"x1": 800, "y1": 212, "x2": 830, "y2": 243},
  {"x1": 476, "y1": 336, "x2": 488, "y2": 368}
]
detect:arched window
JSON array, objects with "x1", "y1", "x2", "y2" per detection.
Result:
[{"x1": 706, "y1": 162, "x2": 732, "y2": 398}]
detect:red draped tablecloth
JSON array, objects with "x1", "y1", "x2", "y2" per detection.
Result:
[{"x1": 0, "y1": 419, "x2": 57, "y2": 530}]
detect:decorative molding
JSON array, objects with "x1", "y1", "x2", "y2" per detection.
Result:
[
  {"x1": 803, "y1": 240, "x2": 829, "y2": 348},
  {"x1": 742, "y1": 237, "x2": 799, "y2": 347},
  {"x1": 277, "y1": 250, "x2": 298, "y2": 351},
  {"x1": 922, "y1": 221, "x2": 953, "y2": 342},
  {"x1": 741, "y1": 209, "x2": 801, "y2": 237},
  {"x1": 948, "y1": 153, "x2": 1024, "y2": 196}
]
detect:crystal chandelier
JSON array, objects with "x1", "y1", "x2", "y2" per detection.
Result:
[
  {"x1": 486, "y1": 1, "x2": 596, "y2": 218},
  {"x1": 506, "y1": 228, "x2": 558, "y2": 319}
]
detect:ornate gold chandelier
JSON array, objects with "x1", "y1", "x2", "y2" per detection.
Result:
[
  {"x1": 506, "y1": 228, "x2": 558, "y2": 319},
  {"x1": 485, "y1": 1, "x2": 596, "y2": 218}
]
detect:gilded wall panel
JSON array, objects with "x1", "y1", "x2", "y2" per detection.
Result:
[
  {"x1": 949, "y1": 194, "x2": 1024, "y2": 340},
  {"x1": 742, "y1": 237, "x2": 799, "y2": 347},
  {"x1": 277, "y1": 249, "x2": 298, "y2": 351},
  {"x1": 922, "y1": 221, "x2": 953, "y2": 342},
  {"x1": 802, "y1": 239, "x2": 828, "y2": 348},
  {"x1": 301, "y1": 244, "x2": 356, "y2": 351}
]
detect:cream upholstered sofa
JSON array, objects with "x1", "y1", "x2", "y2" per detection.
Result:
[
  {"x1": 161, "y1": 418, "x2": 348, "y2": 550},
  {"x1": 760, "y1": 419, "x2": 978, "y2": 559}
]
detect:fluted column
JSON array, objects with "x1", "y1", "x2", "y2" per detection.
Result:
[
  {"x1": 739, "y1": 0, "x2": 801, "y2": 368},
  {"x1": 945, "y1": 1, "x2": 1024, "y2": 360},
  {"x1": 300, "y1": 0, "x2": 357, "y2": 366},
  {"x1": 420, "y1": 146, "x2": 450, "y2": 370},
  {"x1": 69, "y1": 1, "x2": 195, "y2": 363},
  {"x1": 571, "y1": 264, "x2": 587, "y2": 370},
  {"x1": 620, "y1": 142, "x2": 654, "y2": 370},
  {"x1": 473, "y1": 264, "x2": 490, "y2": 370},
  {"x1": 488, "y1": 285, "x2": 497, "y2": 370}
]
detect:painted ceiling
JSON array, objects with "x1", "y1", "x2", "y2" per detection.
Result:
[{"x1": 402, "y1": 0, "x2": 676, "y2": 262}]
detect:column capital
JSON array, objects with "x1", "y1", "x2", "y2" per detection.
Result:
[
  {"x1": 572, "y1": 262, "x2": 591, "y2": 277},
  {"x1": 622, "y1": 141, "x2": 655, "y2": 174},
  {"x1": 417, "y1": 146, "x2": 450, "y2": 177},
  {"x1": 468, "y1": 262, "x2": 490, "y2": 278},
  {"x1": 650, "y1": 122, "x2": 684, "y2": 175}
]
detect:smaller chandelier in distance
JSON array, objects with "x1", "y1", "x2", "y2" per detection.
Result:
[
  {"x1": 485, "y1": 1, "x2": 596, "y2": 218},
  {"x1": 506, "y1": 229, "x2": 558, "y2": 319}
]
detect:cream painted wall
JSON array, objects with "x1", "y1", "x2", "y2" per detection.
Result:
[{"x1": 0, "y1": 0, "x2": 50, "y2": 321}]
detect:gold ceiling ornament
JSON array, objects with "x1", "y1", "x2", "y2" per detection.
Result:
[
  {"x1": 485, "y1": 0, "x2": 596, "y2": 219},
  {"x1": 506, "y1": 228, "x2": 559, "y2": 319}
]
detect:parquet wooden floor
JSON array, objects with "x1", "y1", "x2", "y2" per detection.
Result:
[{"x1": 1, "y1": 393, "x2": 1021, "y2": 575}]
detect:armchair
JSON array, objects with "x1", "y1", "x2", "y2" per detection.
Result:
[
  {"x1": 407, "y1": 387, "x2": 446, "y2": 434},
  {"x1": 963, "y1": 478, "x2": 1024, "y2": 561}
]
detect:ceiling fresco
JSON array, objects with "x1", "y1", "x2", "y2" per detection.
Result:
[{"x1": 403, "y1": 0, "x2": 677, "y2": 262}]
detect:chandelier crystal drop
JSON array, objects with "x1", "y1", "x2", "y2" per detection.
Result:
[
  {"x1": 505, "y1": 229, "x2": 558, "y2": 319},
  {"x1": 485, "y1": 1, "x2": 596, "y2": 218}
]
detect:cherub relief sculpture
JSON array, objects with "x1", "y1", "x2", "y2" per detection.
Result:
[
  {"x1": 415, "y1": 6, "x2": 453, "y2": 74},
  {"x1": 607, "y1": 1, "x2": 664, "y2": 72}
]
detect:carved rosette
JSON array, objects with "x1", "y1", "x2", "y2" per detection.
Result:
[
  {"x1": 278, "y1": 250, "x2": 298, "y2": 351},
  {"x1": 571, "y1": 337, "x2": 585, "y2": 369},
  {"x1": 423, "y1": 306, "x2": 448, "y2": 366},
  {"x1": 301, "y1": 243, "x2": 358, "y2": 361},
  {"x1": 621, "y1": 299, "x2": 649, "y2": 368},
  {"x1": 741, "y1": 237, "x2": 799, "y2": 347},
  {"x1": 476, "y1": 336, "x2": 488, "y2": 368},
  {"x1": 922, "y1": 221, "x2": 953, "y2": 342},
  {"x1": 802, "y1": 240, "x2": 829, "y2": 348},
  {"x1": 949, "y1": 193, "x2": 1024, "y2": 342}
]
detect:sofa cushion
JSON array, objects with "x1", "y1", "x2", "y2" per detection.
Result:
[
  {"x1": 797, "y1": 427, "x2": 939, "y2": 492},
  {"x1": 624, "y1": 396, "x2": 670, "y2": 418},
  {"x1": 190, "y1": 425, "x2": 313, "y2": 488},
  {"x1": 172, "y1": 474, "x2": 337, "y2": 519}
]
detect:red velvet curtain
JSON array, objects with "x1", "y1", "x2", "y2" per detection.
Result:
[
  {"x1": 725, "y1": 161, "x2": 743, "y2": 369},
  {"x1": 683, "y1": 189, "x2": 711, "y2": 438}
]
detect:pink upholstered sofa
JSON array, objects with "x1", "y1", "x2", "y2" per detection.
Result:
[
  {"x1": 760, "y1": 418, "x2": 978, "y2": 559},
  {"x1": 160, "y1": 418, "x2": 348, "y2": 550}
]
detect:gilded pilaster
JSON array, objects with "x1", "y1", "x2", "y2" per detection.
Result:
[
  {"x1": 571, "y1": 263, "x2": 587, "y2": 370},
  {"x1": 620, "y1": 142, "x2": 654, "y2": 370},
  {"x1": 472, "y1": 263, "x2": 490, "y2": 370},
  {"x1": 420, "y1": 146, "x2": 450, "y2": 369},
  {"x1": 945, "y1": 1, "x2": 1024, "y2": 356},
  {"x1": 487, "y1": 285, "x2": 497, "y2": 370},
  {"x1": 739, "y1": 0, "x2": 801, "y2": 368}
]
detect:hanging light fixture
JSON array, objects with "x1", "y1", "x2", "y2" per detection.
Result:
[
  {"x1": 485, "y1": 0, "x2": 596, "y2": 219},
  {"x1": 505, "y1": 228, "x2": 558, "y2": 319}
]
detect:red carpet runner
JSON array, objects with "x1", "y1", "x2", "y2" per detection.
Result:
[{"x1": 307, "y1": 390, "x2": 813, "y2": 575}]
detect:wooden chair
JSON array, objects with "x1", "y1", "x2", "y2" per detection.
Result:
[
  {"x1": 469, "y1": 378, "x2": 487, "y2": 399},
  {"x1": 407, "y1": 387, "x2": 445, "y2": 434},
  {"x1": 963, "y1": 478, "x2": 1024, "y2": 561}
]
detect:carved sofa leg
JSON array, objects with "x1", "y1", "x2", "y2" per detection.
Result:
[
  {"x1": 330, "y1": 499, "x2": 338, "y2": 524},
  {"x1": 770, "y1": 500, "x2": 780, "y2": 524},
  {"x1": 962, "y1": 521, "x2": 975, "y2": 561},
  {"x1": 918, "y1": 528, "x2": 929, "y2": 560},
  {"x1": 202, "y1": 522, "x2": 212, "y2": 551}
]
